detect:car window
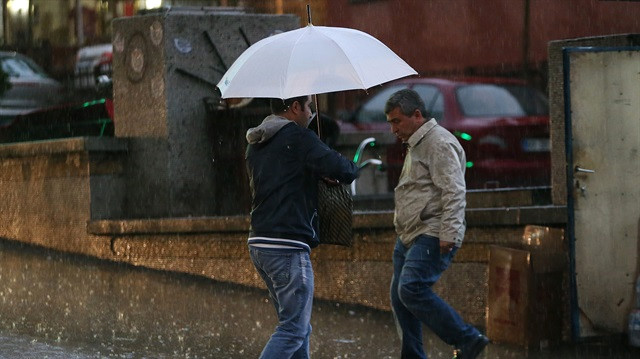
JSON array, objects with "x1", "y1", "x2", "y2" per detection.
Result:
[
  {"x1": 503, "y1": 84, "x2": 549, "y2": 116},
  {"x1": 356, "y1": 85, "x2": 408, "y2": 124},
  {"x1": 412, "y1": 84, "x2": 444, "y2": 122},
  {"x1": 1, "y1": 56, "x2": 48, "y2": 78},
  {"x1": 456, "y1": 84, "x2": 548, "y2": 117}
]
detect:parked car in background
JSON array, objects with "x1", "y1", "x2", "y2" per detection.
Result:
[
  {"x1": 340, "y1": 77, "x2": 550, "y2": 189},
  {"x1": 0, "y1": 44, "x2": 115, "y2": 145},
  {"x1": 74, "y1": 43, "x2": 113, "y2": 91},
  {"x1": 0, "y1": 51, "x2": 65, "y2": 122},
  {"x1": 0, "y1": 98, "x2": 114, "y2": 144}
]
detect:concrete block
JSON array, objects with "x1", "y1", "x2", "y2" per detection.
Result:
[{"x1": 112, "y1": 10, "x2": 299, "y2": 218}]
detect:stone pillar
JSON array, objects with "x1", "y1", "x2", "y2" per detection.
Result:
[{"x1": 112, "y1": 9, "x2": 298, "y2": 218}]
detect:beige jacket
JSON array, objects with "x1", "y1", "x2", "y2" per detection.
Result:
[{"x1": 394, "y1": 119, "x2": 467, "y2": 247}]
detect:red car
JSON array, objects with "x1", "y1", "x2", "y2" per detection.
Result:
[{"x1": 340, "y1": 77, "x2": 550, "y2": 190}]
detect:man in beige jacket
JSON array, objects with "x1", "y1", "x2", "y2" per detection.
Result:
[{"x1": 386, "y1": 89, "x2": 488, "y2": 359}]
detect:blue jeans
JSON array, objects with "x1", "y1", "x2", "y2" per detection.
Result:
[
  {"x1": 249, "y1": 246, "x2": 314, "y2": 359},
  {"x1": 391, "y1": 235, "x2": 480, "y2": 359}
]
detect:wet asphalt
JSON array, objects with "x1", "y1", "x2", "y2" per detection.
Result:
[{"x1": 0, "y1": 239, "x2": 638, "y2": 359}]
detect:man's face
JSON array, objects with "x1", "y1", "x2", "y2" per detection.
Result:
[
  {"x1": 386, "y1": 107, "x2": 423, "y2": 142},
  {"x1": 301, "y1": 97, "x2": 313, "y2": 124},
  {"x1": 294, "y1": 97, "x2": 313, "y2": 127}
]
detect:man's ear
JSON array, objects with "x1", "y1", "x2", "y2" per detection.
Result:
[
  {"x1": 413, "y1": 109, "x2": 422, "y2": 118},
  {"x1": 290, "y1": 101, "x2": 300, "y2": 113}
]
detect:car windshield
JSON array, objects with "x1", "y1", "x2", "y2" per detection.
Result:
[
  {"x1": 412, "y1": 84, "x2": 444, "y2": 122},
  {"x1": 355, "y1": 84, "x2": 446, "y2": 124},
  {"x1": 456, "y1": 84, "x2": 548, "y2": 117},
  {"x1": 1, "y1": 56, "x2": 49, "y2": 79}
]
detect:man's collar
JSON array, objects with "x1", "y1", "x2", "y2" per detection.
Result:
[{"x1": 407, "y1": 118, "x2": 437, "y2": 147}]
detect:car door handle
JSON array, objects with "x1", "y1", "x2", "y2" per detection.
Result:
[{"x1": 575, "y1": 166, "x2": 595, "y2": 174}]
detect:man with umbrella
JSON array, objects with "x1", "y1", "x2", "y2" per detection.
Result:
[
  {"x1": 217, "y1": 19, "x2": 418, "y2": 358},
  {"x1": 386, "y1": 89, "x2": 489, "y2": 359},
  {"x1": 245, "y1": 95, "x2": 358, "y2": 358}
]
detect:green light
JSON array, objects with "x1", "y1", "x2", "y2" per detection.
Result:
[
  {"x1": 368, "y1": 142, "x2": 376, "y2": 147},
  {"x1": 466, "y1": 161, "x2": 473, "y2": 168},
  {"x1": 454, "y1": 131, "x2": 472, "y2": 141},
  {"x1": 353, "y1": 152, "x2": 360, "y2": 163},
  {"x1": 80, "y1": 98, "x2": 107, "y2": 108}
]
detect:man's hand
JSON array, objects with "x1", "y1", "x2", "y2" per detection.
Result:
[
  {"x1": 440, "y1": 240, "x2": 456, "y2": 253},
  {"x1": 321, "y1": 177, "x2": 340, "y2": 186}
]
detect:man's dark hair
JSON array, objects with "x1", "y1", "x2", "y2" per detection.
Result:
[
  {"x1": 270, "y1": 95, "x2": 308, "y2": 114},
  {"x1": 384, "y1": 89, "x2": 427, "y2": 118}
]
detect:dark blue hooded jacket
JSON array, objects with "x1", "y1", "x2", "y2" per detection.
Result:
[{"x1": 245, "y1": 115, "x2": 358, "y2": 251}]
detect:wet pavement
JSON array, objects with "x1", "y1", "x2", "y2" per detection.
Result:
[{"x1": 0, "y1": 239, "x2": 638, "y2": 358}]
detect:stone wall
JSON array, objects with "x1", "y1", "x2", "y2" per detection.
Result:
[
  {"x1": 0, "y1": 138, "x2": 126, "y2": 256},
  {"x1": 0, "y1": 137, "x2": 567, "y2": 328},
  {"x1": 85, "y1": 212, "x2": 565, "y2": 327}
]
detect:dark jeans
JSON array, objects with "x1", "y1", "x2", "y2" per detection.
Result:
[{"x1": 390, "y1": 235, "x2": 480, "y2": 359}]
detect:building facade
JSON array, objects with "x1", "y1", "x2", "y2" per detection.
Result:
[{"x1": 1, "y1": 0, "x2": 638, "y2": 88}]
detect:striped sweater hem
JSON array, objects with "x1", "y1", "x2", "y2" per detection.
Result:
[{"x1": 248, "y1": 236, "x2": 310, "y2": 253}]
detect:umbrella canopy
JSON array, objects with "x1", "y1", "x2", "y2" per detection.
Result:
[{"x1": 217, "y1": 24, "x2": 417, "y2": 99}]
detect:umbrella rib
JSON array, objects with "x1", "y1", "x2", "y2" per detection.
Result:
[
  {"x1": 314, "y1": 27, "x2": 367, "y2": 90},
  {"x1": 282, "y1": 28, "x2": 310, "y2": 99}
]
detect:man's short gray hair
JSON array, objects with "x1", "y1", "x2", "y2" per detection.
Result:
[{"x1": 384, "y1": 89, "x2": 427, "y2": 117}]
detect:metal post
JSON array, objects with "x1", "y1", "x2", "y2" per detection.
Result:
[
  {"x1": 1, "y1": 0, "x2": 7, "y2": 45},
  {"x1": 27, "y1": 0, "x2": 32, "y2": 48},
  {"x1": 76, "y1": 0, "x2": 84, "y2": 45},
  {"x1": 522, "y1": 0, "x2": 530, "y2": 82}
]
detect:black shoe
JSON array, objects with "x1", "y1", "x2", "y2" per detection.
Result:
[{"x1": 457, "y1": 334, "x2": 489, "y2": 359}]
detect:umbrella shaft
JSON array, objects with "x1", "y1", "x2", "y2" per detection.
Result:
[{"x1": 314, "y1": 94, "x2": 322, "y2": 138}]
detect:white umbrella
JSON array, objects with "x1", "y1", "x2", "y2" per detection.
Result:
[
  {"x1": 216, "y1": 24, "x2": 417, "y2": 99},
  {"x1": 218, "y1": 16, "x2": 416, "y2": 247}
]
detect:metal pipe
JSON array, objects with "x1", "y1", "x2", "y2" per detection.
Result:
[
  {"x1": 351, "y1": 137, "x2": 379, "y2": 195},
  {"x1": 353, "y1": 137, "x2": 376, "y2": 164},
  {"x1": 359, "y1": 158, "x2": 382, "y2": 169},
  {"x1": 351, "y1": 158, "x2": 383, "y2": 196}
]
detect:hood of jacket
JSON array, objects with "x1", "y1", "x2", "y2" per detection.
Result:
[{"x1": 246, "y1": 114, "x2": 293, "y2": 144}]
